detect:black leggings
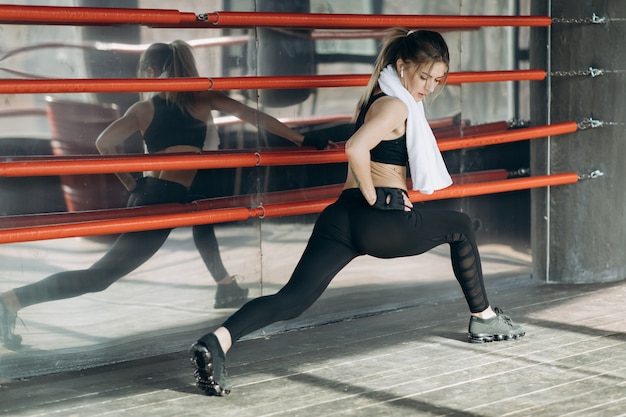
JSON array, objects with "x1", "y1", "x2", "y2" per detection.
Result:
[
  {"x1": 14, "y1": 177, "x2": 229, "y2": 309},
  {"x1": 223, "y1": 188, "x2": 489, "y2": 342}
]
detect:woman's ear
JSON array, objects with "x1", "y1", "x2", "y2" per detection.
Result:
[
  {"x1": 395, "y1": 58, "x2": 404, "y2": 74},
  {"x1": 146, "y1": 67, "x2": 159, "y2": 78}
]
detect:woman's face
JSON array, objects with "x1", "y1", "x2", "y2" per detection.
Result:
[{"x1": 397, "y1": 59, "x2": 447, "y2": 102}]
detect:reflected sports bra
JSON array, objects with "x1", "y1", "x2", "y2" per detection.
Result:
[
  {"x1": 143, "y1": 95, "x2": 207, "y2": 153},
  {"x1": 355, "y1": 92, "x2": 408, "y2": 167}
]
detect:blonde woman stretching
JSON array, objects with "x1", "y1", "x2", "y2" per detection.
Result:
[{"x1": 188, "y1": 29, "x2": 525, "y2": 396}]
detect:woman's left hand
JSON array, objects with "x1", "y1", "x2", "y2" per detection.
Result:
[
  {"x1": 302, "y1": 134, "x2": 339, "y2": 150},
  {"x1": 372, "y1": 187, "x2": 413, "y2": 212}
]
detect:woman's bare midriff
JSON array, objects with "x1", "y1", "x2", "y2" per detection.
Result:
[
  {"x1": 343, "y1": 160, "x2": 408, "y2": 192},
  {"x1": 144, "y1": 145, "x2": 201, "y2": 189}
]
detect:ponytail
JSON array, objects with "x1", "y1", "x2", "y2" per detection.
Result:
[{"x1": 137, "y1": 40, "x2": 200, "y2": 111}]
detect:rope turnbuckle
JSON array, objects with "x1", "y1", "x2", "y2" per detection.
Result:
[
  {"x1": 550, "y1": 67, "x2": 605, "y2": 78},
  {"x1": 552, "y1": 13, "x2": 607, "y2": 24},
  {"x1": 578, "y1": 170, "x2": 604, "y2": 180},
  {"x1": 577, "y1": 117, "x2": 604, "y2": 130},
  {"x1": 577, "y1": 117, "x2": 626, "y2": 130}
]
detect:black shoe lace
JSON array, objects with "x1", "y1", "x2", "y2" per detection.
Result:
[
  {"x1": 493, "y1": 307, "x2": 514, "y2": 327},
  {"x1": 1, "y1": 303, "x2": 25, "y2": 344}
]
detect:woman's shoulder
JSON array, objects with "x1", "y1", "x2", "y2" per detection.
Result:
[
  {"x1": 119, "y1": 99, "x2": 155, "y2": 131},
  {"x1": 192, "y1": 90, "x2": 223, "y2": 105},
  {"x1": 128, "y1": 98, "x2": 154, "y2": 112},
  {"x1": 127, "y1": 99, "x2": 154, "y2": 119},
  {"x1": 368, "y1": 95, "x2": 408, "y2": 121},
  {"x1": 187, "y1": 90, "x2": 224, "y2": 113}
]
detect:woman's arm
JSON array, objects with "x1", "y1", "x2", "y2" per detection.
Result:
[
  {"x1": 95, "y1": 104, "x2": 142, "y2": 191},
  {"x1": 344, "y1": 97, "x2": 408, "y2": 205},
  {"x1": 207, "y1": 92, "x2": 305, "y2": 146}
]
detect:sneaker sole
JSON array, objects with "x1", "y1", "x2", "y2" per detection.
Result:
[
  {"x1": 468, "y1": 331, "x2": 525, "y2": 343},
  {"x1": 213, "y1": 298, "x2": 248, "y2": 309},
  {"x1": 188, "y1": 342, "x2": 230, "y2": 396},
  {"x1": 214, "y1": 291, "x2": 249, "y2": 309},
  {"x1": 3, "y1": 334, "x2": 23, "y2": 350},
  {"x1": 0, "y1": 302, "x2": 23, "y2": 350}
]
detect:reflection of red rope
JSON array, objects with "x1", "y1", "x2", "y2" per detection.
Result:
[
  {"x1": 0, "y1": 108, "x2": 46, "y2": 117},
  {"x1": 0, "y1": 122, "x2": 578, "y2": 177},
  {"x1": 0, "y1": 173, "x2": 577, "y2": 244},
  {"x1": 0, "y1": 5, "x2": 197, "y2": 25},
  {"x1": 0, "y1": 30, "x2": 470, "y2": 64},
  {"x1": 0, "y1": 170, "x2": 510, "y2": 229},
  {"x1": 213, "y1": 114, "x2": 354, "y2": 127},
  {"x1": 0, "y1": 5, "x2": 551, "y2": 28},
  {"x1": 215, "y1": 113, "x2": 469, "y2": 130},
  {"x1": 433, "y1": 121, "x2": 510, "y2": 140},
  {"x1": 0, "y1": 70, "x2": 547, "y2": 95}
]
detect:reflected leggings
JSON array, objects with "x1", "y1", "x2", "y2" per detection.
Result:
[
  {"x1": 13, "y1": 177, "x2": 229, "y2": 309},
  {"x1": 223, "y1": 188, "x2": 489, "y2": 342}
]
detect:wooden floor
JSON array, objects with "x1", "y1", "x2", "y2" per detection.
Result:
[{"x1": 3, "y1": 279, "x2": 626, "y2": 416}]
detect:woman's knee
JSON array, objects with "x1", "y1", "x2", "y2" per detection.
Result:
[
  {"x1": 271, "y1": 291, "x2": 314, "y2": 321},
  {"x1": 451, "y1": 210, "x2": 472, "y2": 227},
  {"x1": 446, "y1": 211, "x2": 475, "y2": 239},
  {"x1": 83, "y1": 269, "x2": 125, "y2": 293}
]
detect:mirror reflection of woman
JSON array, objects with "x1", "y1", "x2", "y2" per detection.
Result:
[
  {"x1": 188, "y1": 29, "x2": 525, "y2": 397},
  {"x1": 0, "y1": 40, "x2": 329, "y2": 350}
]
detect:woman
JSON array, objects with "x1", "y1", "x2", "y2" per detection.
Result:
[
  {"x1": 188, "y1": 29, "x2": 525, "y2": 396},
  {"x1": 0, "y1": 40, "x2": 327, "y2": 350}
]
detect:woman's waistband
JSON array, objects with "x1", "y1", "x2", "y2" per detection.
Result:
[
  {"x1": 338, "y1": 187, "x2": 409, "y2": 206},
  {"x1": 337, "y1": 188, "x2": 368, "y2": 204}
]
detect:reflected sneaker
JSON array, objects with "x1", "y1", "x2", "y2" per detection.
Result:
[
  {"x1": 468, "y1": 307, "x2": 525, "y2": 343},
  {"x1": 189, "y1": 333, "x2": 231, "y2": 396},
  {"x1": 214, "y1": 276, "x2": 249, "y2": 309},
  {"x1": 0, "y1": 298, "x2": 22, "y2": 350}
]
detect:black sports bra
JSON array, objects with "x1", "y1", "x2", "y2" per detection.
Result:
[
  {"x1": 143, "y1": 95, "x2": 206, "y2": 153},
  {"x1": 355, "y1": 93, "x2": 408, "y2": 167}
]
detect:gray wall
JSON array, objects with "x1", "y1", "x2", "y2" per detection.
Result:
[{"x1": 531, "y1": 0, "x2": 626, "y2": 283}]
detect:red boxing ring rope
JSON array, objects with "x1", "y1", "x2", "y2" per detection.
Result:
[
  {"x1": 195, "y1": 12, "x2": 552, "y2": 29},
  {"x1": 437, "y1": 121, "x2": 578, "y2": 152},
  {"x1": 0, "y1": 6, "x2": 567, "y2": 245},
  {"x1": 198, "y1": 12, "x2": 553, "y2": 29},
  {"x1": 0, "y1": 70, "x2": 547, "y2": 95},
  {"x1": 0, "y1": 122, "x2": 579, "y2": 177},
  {"x1": 0, "y1": 5, "x2": 552, "y2": 28}
]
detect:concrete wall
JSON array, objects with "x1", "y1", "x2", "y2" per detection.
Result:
[{"x1": 531, "y1": 0, "x2": 626, "y2": 283}]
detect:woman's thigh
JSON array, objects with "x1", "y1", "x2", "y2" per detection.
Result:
[{"x1": 351, "y1": 207, "x2": 472, "y2": 259}]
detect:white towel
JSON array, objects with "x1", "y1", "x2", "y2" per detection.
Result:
[{"x1": 378, "y1": 65, "x2": 452, "y2": 194}]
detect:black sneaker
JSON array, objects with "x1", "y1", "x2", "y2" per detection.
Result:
[
  {"x1": 0, "y1": 298, "x2": 22, "y2": 350},
  {"x1": 213, "y1": 276, "x2": 249, "y2": 309},
  {"x1": 188, "y1": 333, "x2": 231, "y2": 396},
  {"x1": 468, "y1": 307, "x2": 525, "y2": 343}
]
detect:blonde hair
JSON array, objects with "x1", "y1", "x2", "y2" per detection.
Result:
[
  {"x1": 356, "y1": 28, "x2": 450, "y2": 115},
  {"x1": 137, "y1": 40, "x2": 200, "y2": 111}
]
